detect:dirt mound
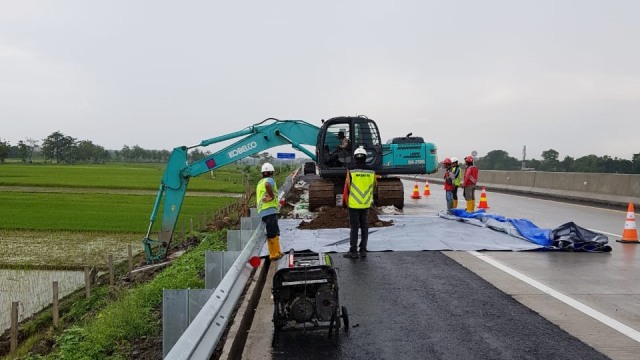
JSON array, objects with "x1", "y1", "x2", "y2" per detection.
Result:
[{"x1": 298, "y1": 207, "x2": 393, "y2": 229}]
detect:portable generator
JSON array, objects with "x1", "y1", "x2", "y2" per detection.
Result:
[{"x1": 271, "y1": 250, "x2": 349, "y2": 345}]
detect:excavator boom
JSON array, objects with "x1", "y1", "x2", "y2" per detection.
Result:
[{"x1": 143, "y1": 118, "x2": 320, "y2": 263}]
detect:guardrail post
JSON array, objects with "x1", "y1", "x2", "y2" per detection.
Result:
[
  {"x1": 52, "y1": 281, "x2": 59, "y2": 329},
  {"x1": 10, "y1": 301, "x2": 18, "y2": 354},
  {"x1": 108, "y1": 255, "x2": 114, "y2": 286},
  {"x1": 128, "y1": 245, "x2": 133, "y2": 276},
  {"x1": 84, "y1": 266, "x2": 91, "y2": 299}
]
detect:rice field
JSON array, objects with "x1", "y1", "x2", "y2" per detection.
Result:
[{"x1": 0, "y1": 162, "x2": 246, "y2": 333}]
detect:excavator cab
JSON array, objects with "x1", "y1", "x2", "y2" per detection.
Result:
[
  {"x1": 308, "y1": 116, "x2": 389, "y2": 209},
  {"x1": 316, "y1": 116, "x2": 383, "y2": 178}
]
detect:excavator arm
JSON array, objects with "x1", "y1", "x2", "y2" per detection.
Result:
[{"x1": 143, "y1": 118, "x2": 320, "y2": 263}]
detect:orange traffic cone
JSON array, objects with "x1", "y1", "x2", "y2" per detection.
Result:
[
  {"x1": 617, "y1": 202, "x2": 638, "y2": 243},
  {"x1": 423, "y1": 180, "x2": 431, "y2": 196},
  {"x1": 477, "y1": 187, "x2": 489, "y2": 209},
  {"x1": 411, "y1": 181, "x2": 421, "y2": 199}
]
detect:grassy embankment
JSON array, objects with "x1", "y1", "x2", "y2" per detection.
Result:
[{"x1": 0, "y1": 163, "x2": 257, "y2": 359}]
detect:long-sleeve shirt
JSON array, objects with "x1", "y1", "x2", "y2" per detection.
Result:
[
  {"x1": 463, "y1": 165, "x2": 478, "y2": 187},
  {"x1": 444, "y1": 169, "x2": 455, "y2": 191}
]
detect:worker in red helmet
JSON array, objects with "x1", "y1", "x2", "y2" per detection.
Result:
[
  {"x1": 462, "y1": 155, "x2": 479, "y2": 212},
  {"x1": 442, "y1": 158, "x2": 455, "y2": 212}
]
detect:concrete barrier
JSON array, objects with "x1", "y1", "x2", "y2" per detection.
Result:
[{"x1": 422, "y1": 169, "x2": 640, "y2": 208}]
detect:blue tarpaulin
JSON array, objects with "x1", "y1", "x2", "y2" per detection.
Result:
[{"x1": 445, "y1": 209, "x2": 610, "y2": 252}]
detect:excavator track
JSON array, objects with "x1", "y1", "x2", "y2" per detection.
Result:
[
  {"x1": 375, "y1": 178, "x2": 404, "y2": 209},
  {"x1": 308, "y1": 178, "x2": 339, "y2": 210}
]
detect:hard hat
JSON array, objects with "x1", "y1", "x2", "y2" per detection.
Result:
[
  {"x1": 465, "y1": 156, "x2": 474, "y2": 163},
  {"x1": 451, "y1": 157, "x2": 458, "y2": 163},
  {"x1": 261, "y1": 162, "x2": 274, "y2": 172},
  {"x1": 353, "y1": 146, "x2": 367, "y2": 159},
  {"x1": 443, "y1": 157, "x2": 452, "y2": 165}
]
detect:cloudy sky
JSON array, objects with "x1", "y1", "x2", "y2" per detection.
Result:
[{"x1": 1, "y1": 0, "x2": 638, "y2": 161}]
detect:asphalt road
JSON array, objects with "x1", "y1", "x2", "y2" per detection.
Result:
[
  {"x1": 241, "y1": 179, "x2": 640, "y2": 360},
  {"x1": 271, "y1": 251, "x2": 608, "y2": 360}
]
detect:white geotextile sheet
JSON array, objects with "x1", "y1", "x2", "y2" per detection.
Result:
[{"x1": 258, "y1": 215, "x2": 542, "y2": 257}]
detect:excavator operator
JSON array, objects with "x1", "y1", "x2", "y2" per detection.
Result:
[{"x1": 327, "y1": 131, "x2": 351, "y2": 167}]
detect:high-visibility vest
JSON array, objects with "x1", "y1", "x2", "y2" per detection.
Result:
[
  {"x1": 256, "y1": 177, "x2": 279, "y2": 213},
  {"x1": 347, "y1": 169, "x2": 375, "y2": 209},
  {"x1": 452, "y1": 165, "x2": 462, "y2": 186}
]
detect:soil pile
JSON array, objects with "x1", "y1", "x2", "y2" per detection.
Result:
[{"x1": 298, "y1": 207, "x2": 393, "y2": 229}]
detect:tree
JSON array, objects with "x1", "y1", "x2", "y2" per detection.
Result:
[
  {"x1": 130, "y1": 145, "x2": 145, "y2": 162},
  {"x1": 25, "y1": 138, "x2": 39, "y2": 163},
  {"x1": 42, "y1": 131, "x2": 76, "y2": 163},
  {"x1": 188, "y1": 149, "x2": 210, "y2": 162},
  {"x1": 559, "y1": 156, "x2": 574, "y2": 172},
  {"x1": 0, "y1": 138, "x2": 10, "y2": 163},
  {"x1": 540, "y1": 149, "x2": 560, "y2": 171},
  {"x1": 476, "y1": 150, "x2": 520, "y2": 170},
  {"x1": 17, "y1": 141, "x2": 29, "y2": 163},
  {"x1": 633, "y1": 153, "x2": 640, "y2": 174},
  {"x1": 259, "y1": 152, "x2": 273, "y2": 163}
]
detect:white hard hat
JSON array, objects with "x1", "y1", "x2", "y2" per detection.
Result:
[
  {"x1": 451, "y1": 157, "x2": 458, "y2": 163},
  {"x1": 261, "y1": 163, "x2": 274, "y2": 172},
  {"x1": 354, "y1": 146, "x2": 367, "y2": 157}
]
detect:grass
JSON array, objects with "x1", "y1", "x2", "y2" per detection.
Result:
[
  {"x1": 0, "y1": 192, "x2": 236, "y2": 232},
  {"x1": 0, "y1": 163, "x2": 246, "y2": 192}
]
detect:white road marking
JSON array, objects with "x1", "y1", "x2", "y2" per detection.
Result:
[
  {"x1": 587, "y1": 228, "x2": 621, "y2": 238},
  {"x1": 497, "y1": 192, "x2": 631, "y2": 214},
  {"x1": 469, "y1": 251, "x2": 640, "y2": 343}
]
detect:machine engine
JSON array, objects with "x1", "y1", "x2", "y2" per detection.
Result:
[{"x1": 272, "y1": 251, "x2": 348, "y2": 343}]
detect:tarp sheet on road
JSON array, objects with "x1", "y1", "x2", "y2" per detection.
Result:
[
  {"x1": 444, "y1": 209, "x2": 612, "y2": 252},
  {"x1": 259, "y1": 215, "x2": 543, "y2": 257}
]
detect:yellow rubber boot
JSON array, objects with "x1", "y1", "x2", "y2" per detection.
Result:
[
  {"x1": 274, "y1": 235, "x2": 283, "y2": 258},
  {"x1": 267, "y1": 236, "x2": 283, "y2": 260},
  {"x1": 452, "y1": 200, "x2": 458, "y2": 208},
  {"x1": 267, "y1": 237, "x2": 278, "y2": 260},
  {"x1": 466, "y1": 200, "x2": 474, "y2": 212}
]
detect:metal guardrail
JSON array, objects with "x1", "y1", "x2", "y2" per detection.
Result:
[
  {"x1": 165, "y1": 167, "x2": 301, "y2": 359},
  {"x1": 165, "y1": 221, "x2": 264, "y2": 359}
]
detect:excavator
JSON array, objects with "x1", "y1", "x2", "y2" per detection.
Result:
[{"x1": 143, "y1": 116, "x2": 437, "y2": 263}]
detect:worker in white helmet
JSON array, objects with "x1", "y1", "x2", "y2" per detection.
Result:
[{"x1": 256, "y1": 162, "x2": 283, "y2": 260}]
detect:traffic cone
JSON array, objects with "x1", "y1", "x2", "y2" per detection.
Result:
[
  {"x1": 477, "y1": 187, "x2": 489, "y2": 209},
  {"x1": 411, "y1": 181, "x2": 421, "y2": 199},
  {"x1": 423, "y1": 180, "x2": 431, "y2": 196},
  {"x1": 617, "y1": 202, "x2": 638, "y2": 243}
]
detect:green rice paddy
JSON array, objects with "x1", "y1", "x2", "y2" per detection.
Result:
[{"x1": 0, "y1": 163, "x2": 243, "y2": 269}]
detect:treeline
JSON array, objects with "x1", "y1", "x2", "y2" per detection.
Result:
[
  {"x1": 0, "y1": 131, "x2": 277, "y2": 165},
  {"x1": 0, "y1": 131, "x2": 211, "y2": 164},
  {"x1": 476, "y1": 149, "x2": 640, "y2": 174},
  {"x1": 3, "y1": 132, "x2": 639, "y2": 174}
]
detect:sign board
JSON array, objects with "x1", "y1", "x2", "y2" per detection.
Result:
[{"x1": 277, "y1": 152, "x2": 295, "y2": 159}]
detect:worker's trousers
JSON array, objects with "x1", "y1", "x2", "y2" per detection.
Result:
[{"x1": 348, "y1": 207, "x2": 369, "y2": 253}]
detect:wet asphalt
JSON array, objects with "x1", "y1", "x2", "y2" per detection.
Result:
[{"x1": 271, "y1": 251, "x2": 608, "y2": 360}]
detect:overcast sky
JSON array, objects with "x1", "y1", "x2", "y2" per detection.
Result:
[{"x1": 1, "y1": 0, "x2": 638, "y2": 161}]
